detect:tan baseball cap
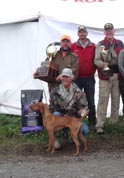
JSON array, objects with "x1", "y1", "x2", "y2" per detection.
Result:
[
  {"x1": 60, "y1": 35, "x2": 71, "y2": 42},
  {"x1": 78, "y1": 25, "x2": 87, "y2": 32},
  {"x1": 104, "y1": 23, "x2": 114, "y2": 30},
  {"x1": 60, "y1": 68, "x2": 74, "y2": 77}
]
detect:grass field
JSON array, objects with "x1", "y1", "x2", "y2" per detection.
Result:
[{"x1": 0, "y1": 114, "x2": 124, "y2": 157}]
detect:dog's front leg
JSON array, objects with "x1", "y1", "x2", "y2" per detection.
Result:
[
  {"x1": 46, "y1": 130, "x2": 53, "y2": 152},
  {"x1": 50, "y1": 133, "x2": 55, "y2": 154},
  {"x1": 70, "y1": 130, "x2": 80, "y2": 156},
  {"x1": 47, "y1": 135, "x2": 52, "y2": 152},
  {"x1": 79, "y1": 130, "x2": 88, "y2": 152},
  {"x1": 47, "y1": 130, "x2": 55, "y2": 154}
]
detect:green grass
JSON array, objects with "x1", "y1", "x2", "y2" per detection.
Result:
[
  {"x1": 0, "y1": 114, "x2": 48, "y2": 147},
  {"x1": 105, "y1": 119, "x2": 124, "y2": 134},
  {"x1": 0, "y1": 114, "x2": 124, "y2": 141},
  {"x1": 0, "y1": 114, "x2": 124, "y2": 156}
]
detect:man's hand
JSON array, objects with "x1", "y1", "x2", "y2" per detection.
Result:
[
  {"x1": 80, "y1": 107, "x2": 89, "y2": 118},
  {"x1": 102, "y1": 62, "x2": 108, "y2": 68},
  {"x1": 56, "y1": 75, "x2": 62, "y2": 81}
]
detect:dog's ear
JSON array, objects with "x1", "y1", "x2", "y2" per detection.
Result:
[
  {"x1": 36, "y1": 102, "x2": 41, "y2": 106},
  {"x1": 44, "y1": 104, "x2": 49, "y2": 109},
  {"x1": 36, "y1": 102, "x2": 44, "y2": 113}
]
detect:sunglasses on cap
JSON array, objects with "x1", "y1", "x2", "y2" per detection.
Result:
[{"x1": 62, "y1": 75, "x2": 70, "y2": 78}]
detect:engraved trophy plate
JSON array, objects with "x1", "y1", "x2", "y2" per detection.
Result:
[{"x1": 34, "y1": 61, "x2": 59, "y2": 82}]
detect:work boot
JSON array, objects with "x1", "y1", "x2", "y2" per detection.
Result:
[
  {"x1": 96, "y1": 127, "x2": 104, "y2": 134},
  {"x1": 54, "y1": 139, "x2": 61, "y2": 150}
]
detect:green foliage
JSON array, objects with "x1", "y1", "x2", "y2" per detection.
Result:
[
  {"x1": 22, "y1": 129, "x2": 48, "y2": 142},
  {"x1": 104, "y1": 118, "x2": 124, "y2": 135},
  {"x1": 0, "y1": 114, "x2": 48, "y2": 143},
  {"x1": 83, "y1": 117, "x2": 89, "y2": 124},
  {"x1": 0, "y1": 114, "x2": 21, "y2": 141},
  {"x1": 87, "y1": 116, "x2": 124, "y2": 140},
  {"x1": 0, "y1": 114, "x2": 124, "y2": 143},
  {"x1": 0, "y1": 114, "x2": 124, "y2": 156}
]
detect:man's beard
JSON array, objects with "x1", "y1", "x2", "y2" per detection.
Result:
[{"x1": 60, "y1": 46, "x2": 71, "y2": 52}]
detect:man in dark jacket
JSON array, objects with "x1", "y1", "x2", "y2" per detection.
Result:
[{"x1": 48, "y1": 35, "x2": 79, "y2": 92}]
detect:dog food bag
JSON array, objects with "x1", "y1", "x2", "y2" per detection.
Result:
[{"x1": 21, "y1": 90, "x2": 44, "y2": 133}]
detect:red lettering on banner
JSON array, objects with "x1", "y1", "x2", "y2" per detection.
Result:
[
  {"x1": 74, "y1": 0, "x2": 84, "y2": 2},
  {"x1": 85, "y1": 0, "x2": 103, "y2": 2},
  {"x1": 62, "y1": 0, "x2": 111, "y2": 2},
  {"x1": 74, "y1": 0, "x2": 103, "y2": 2}
]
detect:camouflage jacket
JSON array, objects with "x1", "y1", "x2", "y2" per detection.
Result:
[{"x1": 49, "y1": 83, "x2": 87, "y2": 117}]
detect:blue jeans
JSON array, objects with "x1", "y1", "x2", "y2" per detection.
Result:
[
  {"x1": 53, "y1": 111, "x2": 89, "y2": 135},
  {"x1": 74, "y1": 77, "x2": 96, "y2": 126}
]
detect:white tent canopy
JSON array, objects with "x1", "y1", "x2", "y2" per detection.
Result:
[
  {"x1": 0, "y1": 0, "x2": 124, "y2": 28},
  {"x1": 0, "y1": 0, "x2": 123, "y2": 115}
]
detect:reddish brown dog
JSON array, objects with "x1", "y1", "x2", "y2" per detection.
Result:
[{"x1": 30, "y1": 102, "x2": 88, "y2": 156}]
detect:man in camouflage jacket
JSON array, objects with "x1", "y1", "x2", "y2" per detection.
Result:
[
  {"x1": 49, "y1": 68, "x2": 89, "y2": 139},
  {"x1": 50, "y1": 81, "x2": 87, "y2": 117}
]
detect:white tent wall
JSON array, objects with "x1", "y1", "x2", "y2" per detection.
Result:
[
  {"x1": 0, "y1": 20, "x2": 49, "y2": 115},
  {"x1": 0, "y1": 0, "x2": 124, "y2": 116}
]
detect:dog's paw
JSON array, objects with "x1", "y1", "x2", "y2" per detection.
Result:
[
  {"x1": 46, "y1": 148, "x2": 51, "y2": 152},
  {"x1": 83, "y1": 147, "x2": 88, "y2": 153},
  {"x1": 51, "y1": 149, "x2": 55, "y2": 154},
  {"x1": 74, "y1": 152, "x2": 79, "y2": 156}
]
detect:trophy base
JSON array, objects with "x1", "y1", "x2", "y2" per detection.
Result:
[
  {"x1": 101, "y1": 68, "x2": 113, "y2": 78},
  {"x1": 34, "y1": 61, "x2": 59, "y2": 83}
]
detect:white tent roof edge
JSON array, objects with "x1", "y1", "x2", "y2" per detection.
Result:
[
  {"x1": 0, "y1": 1, "x2": 123, "y2": 116},
  {"x1": 0, "y1": 13, "x2": 40, "y2": 25}
]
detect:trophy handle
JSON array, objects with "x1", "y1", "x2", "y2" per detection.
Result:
[
  {"x1": 46, "y1": 42, "x2": 60, "y2": 61},
  {"x1": 46, "y1": 42, "x2": 60, "y2": 54}
]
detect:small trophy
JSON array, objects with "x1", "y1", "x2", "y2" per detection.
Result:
[
  {"x1": 100, "y1": 45, "x2": 112, "y2": 77},
  {"x1": 100, "y1": 46, "x2": 110, "y2": 71}
]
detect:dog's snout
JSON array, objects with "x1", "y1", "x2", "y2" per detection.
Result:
[{"x1": 30, "y1": 105, "x2": 33, "y2": 110}]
